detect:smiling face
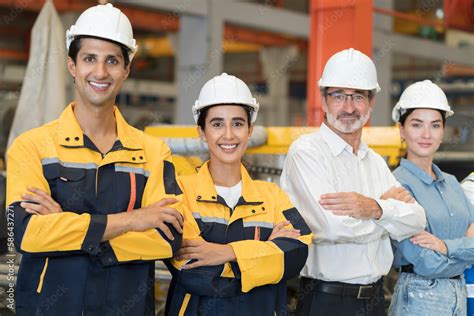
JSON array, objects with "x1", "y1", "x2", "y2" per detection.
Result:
[
  {"x1": 67, "y1": 38, "x2": 130, "y2": 108},
  {"x1": 198, "y1": 105, "x2": 252, "y2": 168},
  {"x1": 322, "y1": 87, "x2": 374, "y2": 134},
  {"x1": 400, "y1": 108, "x2": 445, "y2": 160}
]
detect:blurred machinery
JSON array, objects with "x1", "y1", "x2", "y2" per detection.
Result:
[{"x1": 145, "y1": 125, "x2": 405, "y2": 177}]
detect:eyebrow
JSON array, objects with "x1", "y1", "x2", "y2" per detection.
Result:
[
  {"x1": 409, "y1": 118, "x2": 442, "y2": 123},
  {"x1": 79, "y1": 52, "x2": 123, "y2": 60},
  {"x1": 208, "y1": 117, "x2": 246, "y2": 123}
]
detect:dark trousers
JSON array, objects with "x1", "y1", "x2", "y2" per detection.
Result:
[{"x1": 296, "y1": 278, "x2": 386, "y2": 316}]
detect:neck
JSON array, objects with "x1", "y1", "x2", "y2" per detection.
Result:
[
  {"x1": 208, "y1": 160, "x2": 242, "y2": 187},
  {"x1": 325, "y1": 122, "x2": 362, "y2": 153},
  {"x1": 73, "y1": 100, "x2": 117, "y2": 139},
  {"x1": 406, "y1": 154, "x2": 435, "y2": 178}
]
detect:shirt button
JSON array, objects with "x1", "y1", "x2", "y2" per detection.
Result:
[
  {"x1": 132, "y1": 157, "x2": 136, "y2": 161},
  {"x1": 197, "y1": 196, "x2": 202, "y2": 200},
  {"x1": 251, "y1": 210, "x2": 256, "y2": 213},
  {"x1": 450, "y1": 213, "x2": 454, "y2": 217},
  {"x1": 74, "y1": 136, "x2": 80, "y2": 141},
  {"x1": 65, "y1": 137, "x2": 70, "y2": 142},
  {"x1": 88, "y1": 245, "x2": 94, "y2": 251}
]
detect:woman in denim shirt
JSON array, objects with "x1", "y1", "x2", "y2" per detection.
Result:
[{"x1": 389, "y1": 80, "x2": 474, "y2": 316}]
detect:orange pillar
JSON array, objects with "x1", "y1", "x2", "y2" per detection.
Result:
[{"x1": 307, "y1": 0, "x2": 373, "y2": 126}]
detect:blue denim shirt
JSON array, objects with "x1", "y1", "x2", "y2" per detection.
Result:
[{"x1": 392, "y1": 158, "x2": 474, "y2": 278}]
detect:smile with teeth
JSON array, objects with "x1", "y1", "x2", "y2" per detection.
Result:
[
  {"x1": 89, "y1": 81, "x2": 111, "y2": 90},
  {"x1": 219, "y1": 144, "x2": 238, "y2": 150}
]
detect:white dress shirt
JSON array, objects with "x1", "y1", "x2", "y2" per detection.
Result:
[{"x1": 280, "y1": 123, "x2": 426, "y2": 284}]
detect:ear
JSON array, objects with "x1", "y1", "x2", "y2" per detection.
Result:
[
  {"x1": 368, "y1": 95, "x2": 376, "y2": 111},
  {"x1": 123, "y1": 63, "x2": 131, "y2": 80},
  {"x1": 67, "y1": 57, "x2": 76, "y2": 79},
  {"x1": 321, "y1": 95, "x2": 328, "y2": 113},
  {"x1": 197, "y1": 126, "x2": 206, "y2": 142},
  {"x1": 398, "y1": 124, "x2": 405, "y2": 141},
  {"x1": 248, "y1": 124, "x2": 254, "y2": 139}
]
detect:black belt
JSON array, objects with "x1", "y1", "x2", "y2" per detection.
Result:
[
  {"x1": 398, "y1": 264, "x2": 461, "y2": 279},
  {"x1": 300, "y1": 277, "x2": 383, "y2": 300}
]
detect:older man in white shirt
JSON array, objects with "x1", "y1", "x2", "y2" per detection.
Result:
[{"x1": 280, "y1": 48, "x2": 426, "y2": 316}]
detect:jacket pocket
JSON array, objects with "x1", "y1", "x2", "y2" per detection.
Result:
[{"x1": 44, "y1": 165, "x2": 87, "y2": 211}]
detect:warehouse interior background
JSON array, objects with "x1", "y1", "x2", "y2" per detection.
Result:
[{"x1": 0, "y1": 0, "x2": 473, "y2": 314}]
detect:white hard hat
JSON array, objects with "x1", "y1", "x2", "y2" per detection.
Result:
[
  {"x1": 66, "y1": 3, "x2": 138, "y2": 61},
  {"x1": 193, "y1": 73, "x2": 259, "y2": 123},
  {"x1": 392, "y1": 80, "x2": 454, "y2": 123},
  {"x1": 318, "y1": 48, "x2": 381, "y2": 93}
]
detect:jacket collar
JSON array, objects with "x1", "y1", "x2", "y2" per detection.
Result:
[
  {"x1": 58, "y1": 102, "x2": 144, "y2": 150},
  {"x1": 400, "y1": 158, "x2": 445, "y2": 185},
  {"x1": 320, "y1": 122, "x2": 368, "y2": 158},
  {"x1": 195, "y1": 161, "x2": 264, "y2": 205}
]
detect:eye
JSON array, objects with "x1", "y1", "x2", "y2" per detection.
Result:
[
  {"x1": 332, "y1": 93, "x2": 345, "y2": 102},
  {"x1": 233, "y1": 121, "x2": 244, "y2": 127},
  {"x1": 107, "y1": 57, "x2": 119, "y2": 65},
  {"x1": 411, "y1": 123, "x2": 421, "y2": 128},
  {"x1": 211, "y1": 121, "x2": 223, "y2": 128},
  {"x1": 432, "y1": 123, "x2": 442, "y2": 128},
  {"x1": 84, "y1": 56, "x2": 95, "y2": 63},
  {"x1": 353, "y1": 94, "x2": 365, "y2": 102}
]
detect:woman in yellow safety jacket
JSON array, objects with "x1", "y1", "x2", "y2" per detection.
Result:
[{"x1": 165, "y1": 73, "x2": 312, "y2": 316}]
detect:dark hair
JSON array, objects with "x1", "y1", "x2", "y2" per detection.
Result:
[
  {"x1": 197, "y1": 104, "x2": 252, "y2": 130},
  {"x1": 68, "y1": 36, "x2": 130, "y2": 68},
  {"x1": 399, "y1": 108, "x2": 446, "y2": 126}
]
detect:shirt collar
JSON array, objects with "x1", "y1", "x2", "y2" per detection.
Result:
[
  {"x1": 400, "y1": 158, "x2": 445, "y2": 185},
  {"x1": 195, "y1": 161, "x2": 264, "y2": 204},
  {"x1": 320, "y1": 122, "x2": 368, "y2": 158},
  {"x1": 58, "y1": 102, "x2": 144, "y2": 150}
]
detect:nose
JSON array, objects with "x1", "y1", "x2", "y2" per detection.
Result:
[
  {"x1": 421, "y1": 126, "x2": 431, "y2": 139},
  {"x1": 342, "y1": 97, "x2": 356, "y2": 113},
  {"x1": 93, "y1": 61, "x2": 107, "y2": 79},
  {"x1": 223, "y1": 125, "x2": 234, "y2": 139}
]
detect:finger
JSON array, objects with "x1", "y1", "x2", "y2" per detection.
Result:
[
  {"x1": 182, "y1": 261, "x2": 204, "y2": 270},
  {"x1": 181, "y1": 239, "x2": 202, "y2": 247},
  {"x1": 411, "y1": 236, "x2": 433, "y2": 244},
  {"x1": 24, "y1": 208, "x2": 40, "y2": 215},
  {"x1": 20, "y1": 202, "x2": 47, "y2": 214},
  {"x1": 320, "y1": 204, "x2": 353, "y2": 210},
  {"x1": 162, "y1": 214, "x2": 183, "y2": 234},
  {"x1": 273, "y1": 231, "x2": 301, "y2": 239},
  {"x1": 331, "y1": 210, "x2": 354, "y2": 217},
  {"x1": 27, "y1": 188, "x2": 58, "y2": 207},
  {"x1": 162, "y1": 208, "x2": 184, "y2": 227},
  {"x1": 156, "y1": 198, "x2": 179, "y2": 208},
  {"x1": 320, "y1": 192, "x2": 351, "y2": 200},
  {"x1": 22, "y1": 193, "x2": 55, "y2": 211},
  {"x1": 272, "y1": 221, "x2": 290, "y2": 232},
  {"x1": 158, "y1": 223, "x2": 174, "y2": 240},
  {"x1": 319, "y1": 197, "x2": 350, "y2": 205},
  {"x1": 27, "y1": 187, "x2": 50, "y2": 196}
]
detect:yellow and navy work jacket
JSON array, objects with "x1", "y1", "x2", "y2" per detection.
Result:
[
  {"x1": 165, "y1": 161, "x2": 312, "y2": 316},
  {"x1": 6, "y1": 104, "x2": 184, "y2": 316}
]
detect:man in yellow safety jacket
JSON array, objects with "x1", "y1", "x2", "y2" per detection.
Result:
[{"x1": 6, "y1": 4, "x2": 184, "y2": 315}]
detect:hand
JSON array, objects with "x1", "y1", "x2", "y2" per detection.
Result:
[
  {"x1": 411, "y1": 231, "x2": 447, "y2": 254},
  {"x1": 20, "y1": 187, "x2": 63, "y2": 215},
  {"x1": 130, "y1": 198, "x2": 183, "y2": 240},
  {"x1": 381, "y1": 186, "x2": 415, "y2": 203},
  {"x1": 319, "y1": 192, "x2": 382, "y2": 220},
  {"x1": 465, "y1": 223, "x2": 474, "y2": 237},
  {"x1": 175, "y1": 239, "x2": 236, "y2": 269},
  {"x1": 268, "y1": 221, "x2": 300, "y2": 241}
]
